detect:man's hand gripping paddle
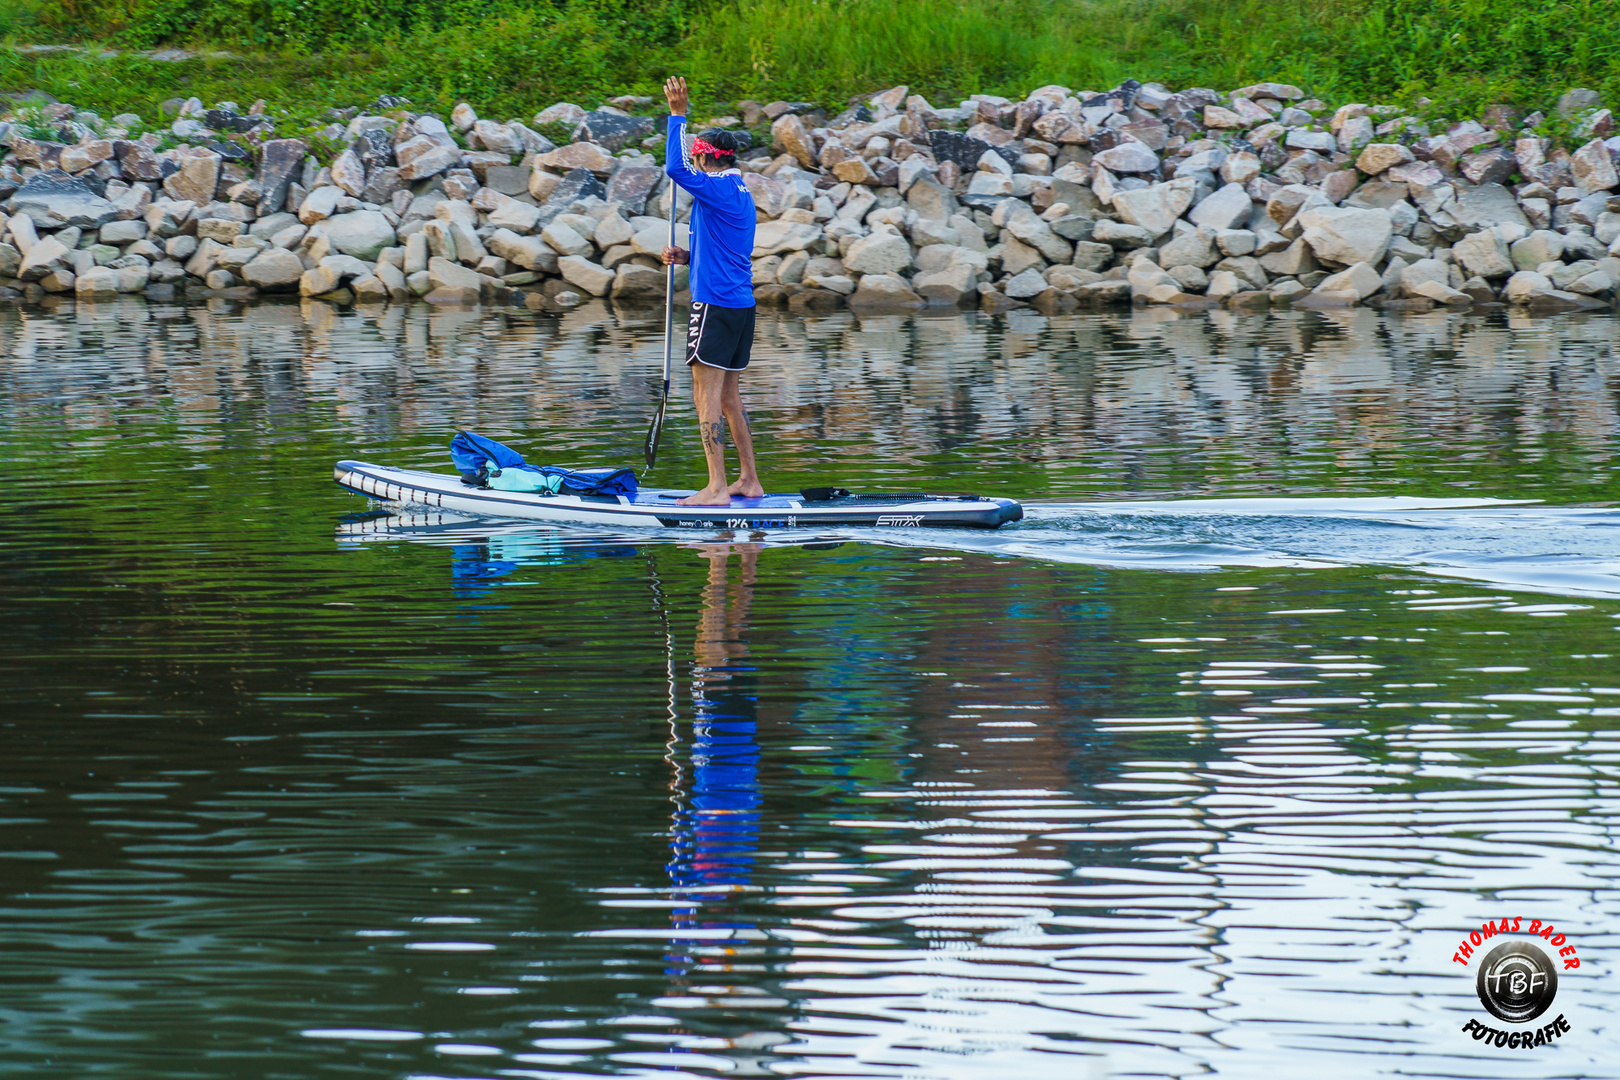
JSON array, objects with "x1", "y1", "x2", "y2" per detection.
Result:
[{"x1": 642, "y1": 185, "x2": 677, "y2": 470}]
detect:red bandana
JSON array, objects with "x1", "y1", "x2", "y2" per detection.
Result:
[{"x1": 691, "y1": 138, "x2": 728, "y2": 158}]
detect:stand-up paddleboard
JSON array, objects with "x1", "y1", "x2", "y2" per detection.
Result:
[{"x1": 334, "y1": 460, "x2": 1023, "y2": 530}]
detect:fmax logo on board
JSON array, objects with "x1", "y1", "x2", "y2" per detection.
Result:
[{"x1": 1451, "y1": 916, "x2": 1579, "y2": 1050}]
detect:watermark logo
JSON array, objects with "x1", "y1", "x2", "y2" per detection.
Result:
[
  {"x1": 1476, "y1": 940, "x2": 1557, "y2": 1023},
  {"x1": 1452, "y1": 916, "x2": 1578, "y2": 1050}
]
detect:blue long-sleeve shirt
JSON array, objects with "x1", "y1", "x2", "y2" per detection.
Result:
[{"x1": 665, "y1": 116, "x2": 756, "y2": 308}]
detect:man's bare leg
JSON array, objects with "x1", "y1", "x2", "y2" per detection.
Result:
[
  {"x1": 720, "y1": 370, "x2": 763, "y2": 498},
  {"x1": 678, "y1": 363, "x2": 732, "y2": 506}
]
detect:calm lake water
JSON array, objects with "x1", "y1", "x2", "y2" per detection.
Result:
[{"x1": 2, "y1": 298, "x2": 1619, "y2": 1078}]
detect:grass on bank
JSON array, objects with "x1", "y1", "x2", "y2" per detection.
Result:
[{"x1": 1, "y1": 0, "x2": 1619, "y2": 130}]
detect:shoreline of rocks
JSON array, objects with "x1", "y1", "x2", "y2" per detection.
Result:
[{"x1": 3, "y1": 81, "x2": 1620, "y2": 316}]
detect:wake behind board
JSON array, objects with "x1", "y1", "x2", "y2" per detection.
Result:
[{"x1": 334, "y1": 461, "x2": 1022, "y2": 530}]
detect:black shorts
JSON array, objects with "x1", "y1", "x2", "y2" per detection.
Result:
[{"x1": 685, "y1": 301, "x2": 756, "y2": 372}]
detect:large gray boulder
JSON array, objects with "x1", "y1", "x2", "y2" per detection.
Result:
[
  {"x1": 770, "y1": 114, "x2": 818, "y2": 169},
  {"x1": 998, "y1": 236, "x2": 1045, "y2": 276},
  {"x1": 611, "y1": 263, "x2": 665, "y2": 299},
  {"x1": 535, "y1": 102, "x2": 587, "y2": 127},
  {"x1": 843, "y1": 230, "x2": 913, "y2": 274},
  {"x1": 997, "y1": 204, "x2": 1071, "y2": 262},
  {"x1": 543, "y1": 167, "x2": 607, "y2": 211},
  {"x1": 1298, "y1": 205, "x2": 1392, "y2": 266},
  {"x1": 541, "y1": 220, "x2": 591, "y2": 257},
  {"x1": 558, "y1": 254, "x2": 613, "y2": 296},
  {"x1": 1092, "y1": 140, "x2": 1160, "y2": 173},
  {"x1": 375, "y1": 261, "x2": 410, "y2": 299},
  {"x1": 1511, "y1": 230, "x2": 1565, "y2": 270},
  {"x1": 482, "y1": 164, "x2": 533, "y2": 198},
  {"x1": 910, "y1": 218, "x2": 959, "y2": 248},
  {"x1": 1525, "y1": 288, "x2": 1606, "y2": 313},
  {"x1": 428, "y1": 255, "x2": 482, "y2": 290},
  {"x1": 605, "y1": 165, "x2": 662, "y2": 215},
  {"x1": 250, "y1": 211, "x2": 299, "y2": 237},
  {"x1": 1267, "y1": 184, "x2": 1329, "y2": 226},
  {"x1": 753, "y1": 220, "x2": 821, "y2": 256},
  {"x1": 1315, "y1": 261, "x2": 1381, "y2": 300},
  {"x1": 362, "y1": 167, "x2": 404, "y2": 205},
  {"x1": 575, "y1": 111, "x2": 656, "y2": 152},
  {"x1": 1094, "y1": 220, "x2": 1154, "y2": 248},
  {"x1": 163, "y1": 148, "x2": 223, "y2": 205},
  {"x1": 471, "y1": 119, "x2": 524, "y2": 156},
  {"x1": 1399, "y1": 258, "x2": 1451, "y2": 298},
  {"x1": 299, "y1": 186, "x2": 343, "y2": 225},
  {"x1": 1355, "y1": 143, "x2": 1413, "y2": 175},
  {"x1": 487, "y1": 228, "x2": 558, "y2": 272},
  {"x1": 18, "y1": 236, "x2": 72, "y2": 280},
  {"x1": 1048, "y1": 161, "x2": 1094, "y2": 213},
  {"x1": 240, "y1": 247, "x2": 305, "y2": 290},
  {"x1": 11, "y1": 170, "x2": 118, "y2": 229},
  {"x1": 1571, "y1": 138, "x2": 1619, "y2": 194},
  {"x1": 322, "y1": 210, "x2": 397, "y2": 261},
  {"x1": 1452, "y1": 183, "x2": 1529, "y2": 230},
  {"x1": 114, "y1": 139, "x2": 164, "y2": 181},
  {"x1": 913, "y1": 263, "x2": 976, "y2": 304},
  {"x1": 907, "y1": 174, "x2": 959, "y2": 220},
  {"x1": 593, "y1": 211, "x2": 634, "y2": 249},
  {"x1": 1187, "y1": 183, "x2": 1252, "y2": 230},
  {"x1": 1454, "y1": 229, "x2": 1514, "y2": 278},
  {"x1": 536, "y1": 142, "x2": 616, "y2": 176},
  {"x1": 256, "y1": 138, "x2": 308, "y2": 214},
  {"x1": 849, "y1": 272, "x2": 924, "y2": 309},
  {"x1": 487, "y1": 200, "x2": 542, "y2": 233},
  {"x1": 396, "y1": 136, "x2": 462, "y2": 180},
  {"x1": 1158, "y1": 226, "x2": 1220, "y2": 269},
  {"x1": 1072, "y1": 240, "x2": 1114, "y2": 270},
  {"x1": 330, "y1": 148, "x2": 366, "y2": 198},
  {"x1": 1003, "y1": 267, "x2": 1049, "y2": 299},
  {"x1": 75, "y1": 265, "x2": 120, "y2": 298},
  {"x1": 1110, "y1": 177, "x2": 1197, "y2": 236}
]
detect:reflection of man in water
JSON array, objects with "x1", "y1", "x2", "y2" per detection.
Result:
[
  {"x1": 668, "y1": 544, "x2": 762, "y2": 907},
  {"x1": 660, "y1": 545, "x2": 786, "y2": 1068}
]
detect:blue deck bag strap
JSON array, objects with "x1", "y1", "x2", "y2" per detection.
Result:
[{"x1": 537, "y1": 466, "x2": 639, "y2": 497}]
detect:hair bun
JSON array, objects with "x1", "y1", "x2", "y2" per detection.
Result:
[{"x1": 697, "y1": 129, "x2": 742, "y2": 156}]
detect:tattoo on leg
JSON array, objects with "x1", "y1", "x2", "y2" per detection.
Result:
[{"x1": 701, "y1": 420, "x2": 725, "y2": 450}]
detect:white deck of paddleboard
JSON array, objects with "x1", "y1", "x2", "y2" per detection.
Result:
[{"x1": 334, "y1": 461, "x2": 1022, "y2": 530}]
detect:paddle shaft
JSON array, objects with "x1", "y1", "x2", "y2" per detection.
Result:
[
  {"x1": 642, "y1": 184, "x2": 677, "y2": 469},
  {"x1": 662, "y1": 190, "x2": 674, "y2": 395}
]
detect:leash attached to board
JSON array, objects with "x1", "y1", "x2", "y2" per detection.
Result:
[{"x1": 642, "y1": 186, "x2": 677, "y2": 470}]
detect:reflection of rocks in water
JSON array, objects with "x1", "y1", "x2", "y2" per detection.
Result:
[{"x1": 4, "y1": 300, "x2": 1619, "y2": 496}]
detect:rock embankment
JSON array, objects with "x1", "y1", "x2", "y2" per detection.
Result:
[{"x1": 3, "y1": 83, "x2": 1620, "y2": 315}]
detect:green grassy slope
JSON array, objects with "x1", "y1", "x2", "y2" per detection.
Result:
[{"x1": 2, "y1": 0, "x2": 1618, "y2": 125}]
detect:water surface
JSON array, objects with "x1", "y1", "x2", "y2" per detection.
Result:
[{"x1": 2, "y1": 300, "x2": 1618, "y2": 1077}]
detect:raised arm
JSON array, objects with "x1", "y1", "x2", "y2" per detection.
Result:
[{"x1": 663, "y1": 76, "x2": 714, "y2": 200}]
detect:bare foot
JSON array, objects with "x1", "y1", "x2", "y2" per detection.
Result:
[
  {"x1": 726, "y1": 477, "x2": 765, "y2": 498},
  {"x1": 677, "y1": 486, "x2": 732, "y2": 506}
]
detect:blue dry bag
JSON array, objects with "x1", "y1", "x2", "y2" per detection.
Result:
[{"x1": 449, "y1": 430, "x2": 638, "y2": 498}]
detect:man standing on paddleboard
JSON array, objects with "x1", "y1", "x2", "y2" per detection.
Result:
[{"x1": 661, "y1": 76, "x2": 762, "y2": 507}]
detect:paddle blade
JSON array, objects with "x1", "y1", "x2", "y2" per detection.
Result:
[{"x1": 642, "y1": 390, "x2": 668, "y2": 469}]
